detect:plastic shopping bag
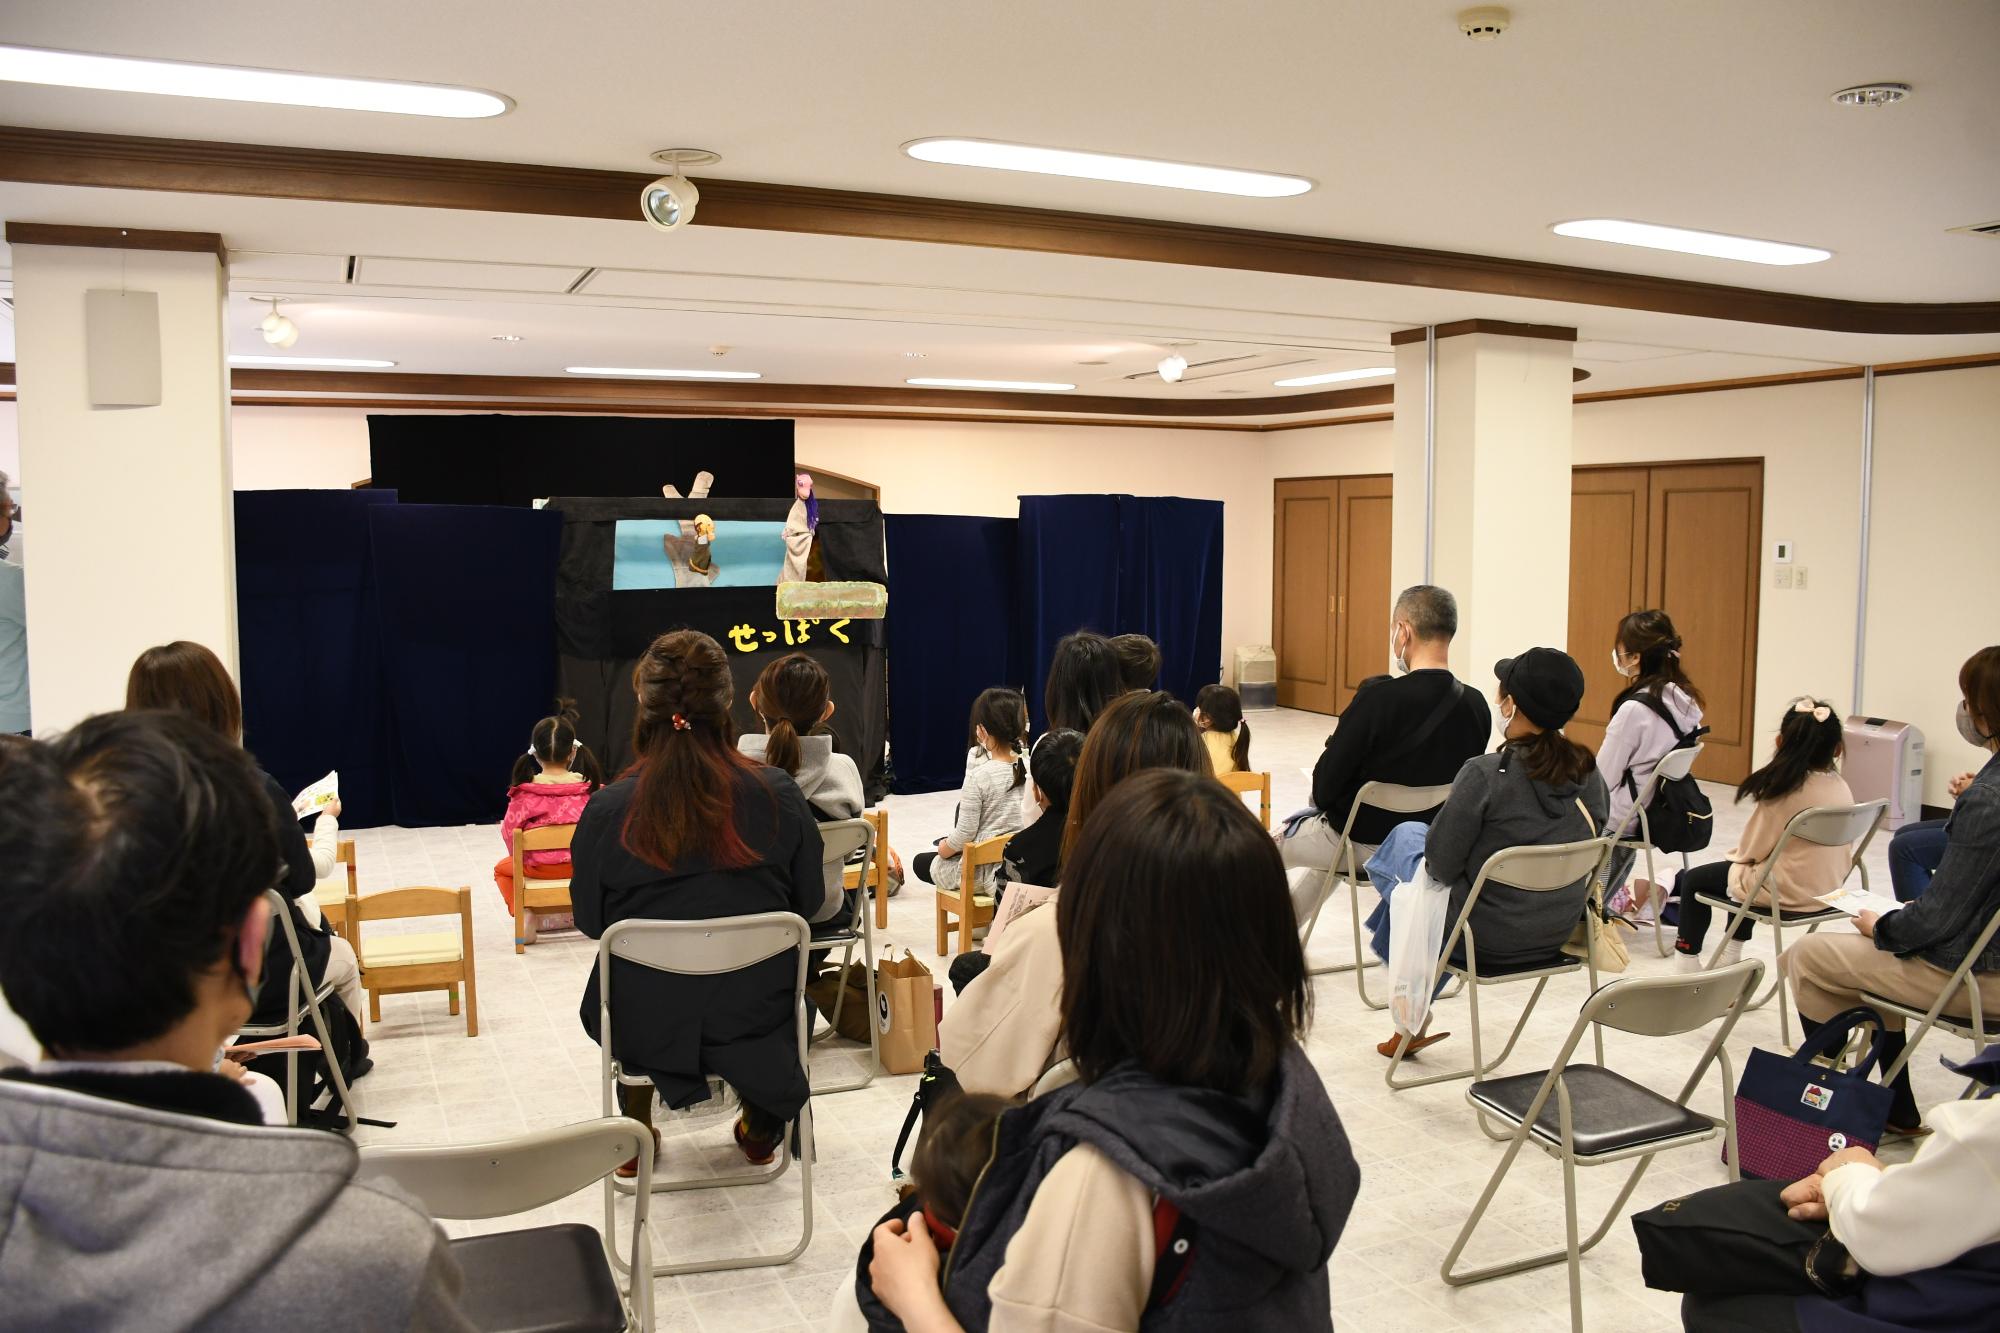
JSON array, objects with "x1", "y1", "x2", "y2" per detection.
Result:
[{"x1": 1388, "y1": 860, "x2": 1451, "y2": 1037}]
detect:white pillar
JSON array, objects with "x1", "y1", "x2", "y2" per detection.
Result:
[
  {"x1": 9, "y1": 226, "x2": 235, "y2": 735},
  {"x1": 1391, "y1": 320, "x2": 1577, "y2": 695}
]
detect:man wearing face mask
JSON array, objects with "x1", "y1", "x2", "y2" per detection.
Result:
[
  {"x1": 0, "y1": 713, "x2": 474, "y2": 1331},
  {"x1": 1281, "y1": 584, "x2": 1491, "y2": 871}
]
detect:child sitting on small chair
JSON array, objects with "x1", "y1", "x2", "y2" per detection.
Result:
[
  {"x1": 1193, "y1": 683, "x2": 1252, "y2": 775},
  {"x1": 495, "y1": 700, "x2": 603, "y2": 942}
]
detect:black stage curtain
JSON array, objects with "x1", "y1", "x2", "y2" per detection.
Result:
[
  {"x1": 367, "y1": 414, "x2": 795, "y2": 508},
  {"x1": 234, "y1": 490, "x2": 400, "y2": 828},
  {"x1": 884, "y1": 515, "x2": 1019, "y2": 794},
  {"x1": 367, "y1": 504, "x2": 564, "y2": 826},
  {"x1": 549, "y1": 496, "x2": 889, "y2": 800},
  {"x1": 1016, "y1": 495, "x2": 1224, "y2": 723}
]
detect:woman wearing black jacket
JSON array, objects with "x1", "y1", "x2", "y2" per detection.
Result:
[{"x1": 574, "y1": 629, "x2": 825, "y2": 1170}]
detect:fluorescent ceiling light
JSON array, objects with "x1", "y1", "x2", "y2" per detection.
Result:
[
  {"x1": 0, "y1": 45, "x2": 510, "y2": 118},
  {"x1": 1551, "y1": 218, "x2": 1830, "y2": 266},
  {"x1": 904, "y1": 138, "x2": 1311, "y2": 198},
  {"x1": 231, "y1": 355, "x2": 396, "y2": 368},
  {"x1": 1273, "y1": 366, "x2": 1395, "y2": 388},
  {"x1": 907, "y1": 377, "x2": 1076, "y2": 392},
  {"x1": 566, "y1": 366, "x2": 762, "y2": 380}
]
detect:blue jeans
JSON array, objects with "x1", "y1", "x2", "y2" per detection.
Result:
[
  {"x1": 1363, "y1": 821, "x2": 1452, "y2": 999},
  {"x1": 1888, "y1": 818, "x2": 1949, "y2": 902}
]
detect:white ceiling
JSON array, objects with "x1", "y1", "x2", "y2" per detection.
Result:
[{"x1": 0, "y1": 1, "x2": 1996, "y2": 413}]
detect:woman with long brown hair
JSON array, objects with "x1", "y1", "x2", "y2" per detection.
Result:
[
  {"x1": 939, "y1": 689, "x2": 1211, "y2": 1099},
  {"x1": 1595, "y1": 608, "x2": 1706, "y2": 919},
  {"x1": 572, "y1": 630, "x2": 825, "y2": 1171}
]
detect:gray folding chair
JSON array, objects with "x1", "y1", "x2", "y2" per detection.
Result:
[
  {"x1": 596, "y1": 912, "x2": 815, "y2": 1276},
  {"x1": 1299, "y1": 780, "x2": 1457, "y2": 1006},
  {"x1": 358, "y1": 1117, "x2": 654, "y2": 1333},
  {"x1": 1385, "y1": 838, "x2": 1612, "y2": 1092},
  {"x1": 1441, "y1": 961, "x2": 1764, "y2": 1333},
  {"x1": 1610, "y1": 742, "x2": 1704, "y2": 958},
  {"x1": 236, "y1": 888, "x2": 357, "y2": 1131},
  {"x1": 809, "y1": 817, "x2": 879, "y2": 1094},
  {"x1": 1871, "y1": 895, "x2": 2000, "y2": 1089},
  {"x1": 1695, "y1": 799, "x2": 1887, "y2": 1045}
]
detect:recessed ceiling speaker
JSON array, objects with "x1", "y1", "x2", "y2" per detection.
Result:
[
  {"x1": 1457, "y1": 6, "x2": 1510, "y2": 39},
  {"x1": 642, "y1": 148, "x2": 721, "y2": 233}
]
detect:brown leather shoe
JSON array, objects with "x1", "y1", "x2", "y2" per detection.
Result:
[
  {"x1": 615, "y1": 1126, "x2": 663, "y2": 1179},
  {"x1": 1377, "y1": 1030, "x2": 1451, "y2": 1058}
]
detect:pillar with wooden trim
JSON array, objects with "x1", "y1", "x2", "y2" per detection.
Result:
[
  {"x1": 1390, "y1": 320, "x2": 1578, "y2": 698},
  {"x1": 8, "y1": 223, "x2": 236, "y2": 734}
]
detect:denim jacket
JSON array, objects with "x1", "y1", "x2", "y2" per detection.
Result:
[{"x1": 1876, "y1": 751, "x2": 2000, "y2": 975}]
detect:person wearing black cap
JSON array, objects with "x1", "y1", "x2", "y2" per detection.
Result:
[{"x1": 1359, "y1": 647, "x2": 1609, "y2": 1057}]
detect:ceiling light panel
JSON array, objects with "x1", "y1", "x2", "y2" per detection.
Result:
[
  {"x1": 907, "y1": 377, "x2": 1076, "y2": 392},
  {"x1": 565, "y1": 366, "x2": 763, "y2": 380},
  {"x1": 1551, "y1": 219, "x2": 1831, "y2": 266},
  {"x1": 0, "y1": 45, "x2": 511, "y2": 117},
  {"x1": 904, "y1": 138, "x2": 1312, "y2": 198},
  {"x1": 1272, "y1": 366, "x2": 1395, "y2": 388}
]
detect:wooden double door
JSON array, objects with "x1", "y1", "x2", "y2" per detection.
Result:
[
  {"x1": 1272, "y1": 459, "x2": 1763, "y2": 784},
  {"x1": 1566, "y1": 461, "x2": 1763, "y2": 783},
  {"x1": 1272, "y1": 475, "x2": 1393, "y2": 713}
]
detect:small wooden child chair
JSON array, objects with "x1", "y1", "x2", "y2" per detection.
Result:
[
  {"x1": 845, "y1": 809, "x2": 892, "y2": 931},
  {"x1": 935, "y1": 833, "x2": 1010, "y2": 957},
  {"x1": 510, "y1": 824, "x2": 577, "y2": 954},
  {"x1": 347, "y1": 884, "x2": 479, "y2": 1037},
  {"x1": 1219, "y1": 770, "x2": 1273, "y2": 829},
  {"x1": 314, "y1": 839, "x2": 359, "y2": 947}
]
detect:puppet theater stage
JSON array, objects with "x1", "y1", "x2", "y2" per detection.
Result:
[{"x1": 233, "y1": 414, "x2": 1223, "y2": 828}]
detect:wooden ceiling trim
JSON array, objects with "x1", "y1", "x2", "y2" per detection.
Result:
[
  {"x1": 1, "y1": 125, "x2": 1996, "y2": 336},
  {"x1": 4, "y1": 220, "x2": 227, "y2": 261}
]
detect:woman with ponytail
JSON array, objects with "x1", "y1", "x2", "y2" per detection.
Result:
[
  {"x1": 572, "y1": 630, "x2": 825, "y2": 1173},
  {"x1": 739, "y1": 652, "x2": 863, "y2": 910},
  {"x1": 1595, "y1": 608, "x2": 1706, "y2": 920},
  {"x1": 1193, "y1": 683, "x2": 1252, "y2": 774},
  {"x1": 912, "y1": 688, "x2": 1028, "y2": 899},
  {"x1": 1671, "y1": 699, "x2": 1854, "y2": 969},
  {"x1": 494, "y1": 699, "x2": 604, "y2": 940}
]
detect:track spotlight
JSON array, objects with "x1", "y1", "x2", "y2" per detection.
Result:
[
  {"x1": 641, "y1": 148, "x2": 719, "y2": 233},
  {"x1": 1157, "y1": 353, "x2": 1187, "y2": 384},
  {"x1": 259, "y1": 298, "x2": 299, "y2": 349}
]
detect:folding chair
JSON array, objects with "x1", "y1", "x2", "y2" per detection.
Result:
[
  {"x1": 844, "y1": 808, "x2": 892, "y2": 931},
  {"x1": 358, "y1": 1117, "x2": 654, "y2": 1333},
  {"x1": 510, "y1": 824, "x2": 577, "y2": 954},
  {"x1": 1218, "y1": 770, "x2": 1272, "y2": 829},
  {"x1": 1696, "y1": 799, "x2": 1887, "y2": 1045},
  {"x1": 1384, "y1": 837, "x2": 1612, "y2": 1092},
  {"x1": 349, "y1": 884, "x2": 479, "y2": 1038},
  {"x1": 811, "y1": 817, "x2": 879, "y2": 1094},
  {"x1": 1871, "y1": 896, "x2": 2000, "y2": 1089},
  {"x1": 935, "y1": 833, "x2": 1007, "y2": 957},
  {"x1": 237, "y1": 889, "x2": 358, "y2": 1130},
  {"x1": 1298, "y1": 780, "x2": 1457, "y2": 1002},
  {"x1": 596, "y1": 912, "x2": 815, "y2": 1276},
  {"x1": 1441, "y1": 961, "x2": 1764, "y2": 1333},
  {"x1": 1609, "y1": 743, "x2": 1703, "y2": 958}
]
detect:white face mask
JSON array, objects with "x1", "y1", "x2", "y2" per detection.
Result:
[
  {"x1": 1611, "y1": 648, "x2": 1637, "y2": 679},
  {"x1": 1499, "y1": 700, "x2": 1517, "y2": 728},
  {"x1": 1959, "y1": 700, "x2": 1994, "y2": 749},
  {"x1": 1389, "y1": 624, "x2": 1410, "y2": 677}
]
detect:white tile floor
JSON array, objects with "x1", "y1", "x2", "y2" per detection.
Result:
[{"x1": 341, "y1": 707, "x2": 1957, "y2": 1333}]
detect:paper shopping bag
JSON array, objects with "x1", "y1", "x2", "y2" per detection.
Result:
[{"x1": 876, "y1": 950, "x2": 940, "y2": 1075}]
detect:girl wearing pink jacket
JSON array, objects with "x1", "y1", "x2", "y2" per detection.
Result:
[{"x1": 495, "y1": 701, "x2": 604, "y2": 939}]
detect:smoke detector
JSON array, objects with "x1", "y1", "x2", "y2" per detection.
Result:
[
  {"x1": 708, "y1": 344, "x2": 732, "y2": 357},
  {"x1": 1457, "y1": 6, "x2": 1510, "y2": 39},
  {"x1": 1830, "y1": 83, "x2": 1911, "y2": 108}
]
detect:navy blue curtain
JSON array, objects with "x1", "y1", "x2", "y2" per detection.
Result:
[
  {"x1": 1016, "y1": 495, "x2": 1224, "y2": 725},
  {"x1": 368, "y1": 504, "x2": 563, "y2": 826},
  {"x1": 885, "y1": 515, "x2": 1018, "y2": 794},
  {"x1": 234, "y1": 490, "x2": 400, "y2": 827}
]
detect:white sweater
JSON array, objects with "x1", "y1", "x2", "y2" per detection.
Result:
[
  {"x1": 1823, "y1": 1099, "x2": 2000, "y2": 1276},
  {"x1": 1594, "y1": 683, "x2": 1703, "y2": 835}
]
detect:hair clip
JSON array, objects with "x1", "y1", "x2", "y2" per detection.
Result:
[
  {"x1": 671, "y1": 713, "x2": 692, "y2": 731},
  {"x1": 570, "y1": 737, "x2": 582, "y2": 752},
  {"x1": 525, "y1": 744, "x2": 537, "y2": 757},
  {"x1": 1792, "y1": 699, "x2": 1832, "y2": 723}
]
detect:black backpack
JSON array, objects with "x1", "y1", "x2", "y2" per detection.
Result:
[{"x1": 1621, "y1": 692, "x2": 1714, "y2": 854}]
